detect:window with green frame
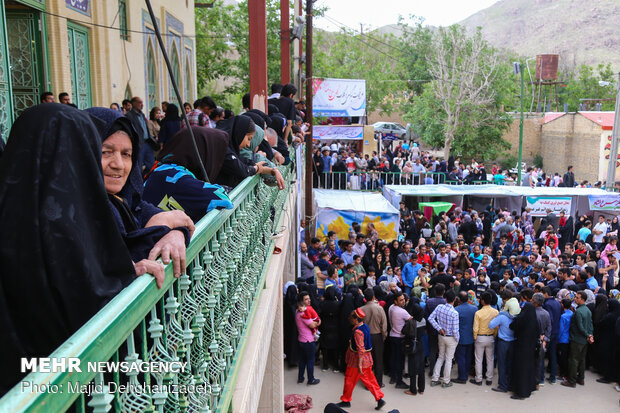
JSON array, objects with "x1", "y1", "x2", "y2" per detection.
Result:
[
  {"x1": 170, "y1": 42, "x2": 181, "y2": 101},
  {"x1": 184, "y1": 56, "x2": 191, "y2": 102},
  {"x1": 118, "y1": 0, "x2": 129, "y2": 40}
]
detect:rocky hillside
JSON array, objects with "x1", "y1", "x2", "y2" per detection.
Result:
[{"x1": 460, "y1": 0, "x2": 620, "y2": 71}]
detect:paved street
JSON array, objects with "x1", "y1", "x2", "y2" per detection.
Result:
[{"x1": 284, "y1": 363, "x2": 619, "y2": 412}]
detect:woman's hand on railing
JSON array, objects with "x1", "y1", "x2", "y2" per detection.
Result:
[
  {"x1": 148, "y1": 230, "x2": 187, "y2": 278},
  {"x1": 273, "y1": 169, "x2": 286, "y2": 190},
  {"x1": 146, "y1": 210, "x2": 195, "y2": 237},
  {"x1": 134, "y1": 259, "x2": 166, "y2": 289}
]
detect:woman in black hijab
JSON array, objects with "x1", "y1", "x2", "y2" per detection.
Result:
[
  {"x1": 596, "y1": 299, "x2": 620, "y2": 382},
  {"x1": 158, "y1": 103, "x2": 182, "y2": 147},
  {"x1": 215, "y1": 115, "x2": 265, "y2": 188},
  {"x1": 591, "y1": 294, "x2": 608, "y2": 373},
  {"x1": 510, "y1": 302, "x2": 540, "y2": 399},
  {"x1": 143, "y1": 126, "x2": 234, "y2": 222},
  {"x1": 405, "y1": 297, "x2": 426, "y2": 395},
  {"x1": 283, "y1": 284, "x2": 300, "y2": 367},
  {"x1": 269, "y1": 114, "x2": 290, "y2": 163},
  {"x1": 0, "y1": 104, "x2": 161, "y2": 395},
  {"x1": 338, "y1": 291, "x2": 357, "y2": 370},
  {"x1": 319, "y1": 287, "x2": 341, "y2": 371},
  {"x1": 86, "y1": 108, "x2": 192, "y2": 276}
]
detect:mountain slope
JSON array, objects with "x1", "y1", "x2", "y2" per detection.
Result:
[{"x1": 460, "y1": 0, "x2": 620, "y2": 72}]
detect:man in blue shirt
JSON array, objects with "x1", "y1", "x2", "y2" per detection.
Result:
[
  {"x1": 340, "y1": 241, "x2": 355, "y2": 266},
  {"x1": 557, "y1": 298, "x2": 573, "y2": 379},
  {"x1": 489, "y1": 290, "x2": 517, "y2": 392},
  {"x1": 543, "y1": 286, "x2": 562, "y2": 383},
  {"x1": 401, "y1": 255, "x2": 422, "y2": 296},
  {"x1": 453, "y1": 291, "x2": 477, "y2": 384}
]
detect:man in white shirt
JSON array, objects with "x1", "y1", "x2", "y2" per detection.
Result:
[{"x1": 593, "y1": 215, "x2": 608, "y2": 250}]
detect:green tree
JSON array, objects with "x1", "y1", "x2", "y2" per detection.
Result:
[
  {"x1": 195, "y1": 0, "x2": 291, "y2": 106},
  {"x1": 403, "y1": 25, "x2": 512, "y2": 159},
  {"x1": 561, "y1": 63, "x2": 617, "y2": 111}
]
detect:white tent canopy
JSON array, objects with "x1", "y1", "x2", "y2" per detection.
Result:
[
  {"x1": 315, "y1": 189, "x2": 399, "y2": 214},
  {"x1": 383, "y1": 184, "x2": 611, "y2": 216}
]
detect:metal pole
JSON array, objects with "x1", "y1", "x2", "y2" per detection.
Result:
[
  {"x1": 605, "y1": 73, "x2": 620, "y2": 190},
  {"x1": 517, "y1": 66, "x2": 524, "y2": 185},
  {"x1": 249, "y1": 0, "x2": 268, "y2": 112},
  {"x1": 304, "y1": 0, "x2": 313, "y2": 243},
  {"x1": 280, "y1": 0, "x2": 290, "y2": 84},
  {"x1": 144, "y1": 0, "x2": 209, "y2": 182}
]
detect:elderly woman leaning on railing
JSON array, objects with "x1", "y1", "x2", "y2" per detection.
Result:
[{"x1": 0, "y1": 104, "x2": 295, "y2": 412}]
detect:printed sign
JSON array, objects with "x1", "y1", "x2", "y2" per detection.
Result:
[
  {"x1": 66, "y1": 0, "x2": 90, "y2": 15},
  {"x1": 312, "y1": 78, "x2": 366, "y2": 117},
  {"x1": 313, "y1": 125, "x2": 363, "y2": 140},
  {"x1": 588, "y1": 195, "x2": 620, "y2": 211},
  {"x1": 525, "y1": 196, "x2": 572, "y2": 217},
  {"x1": 316, "y1": 209, "x2": 399, "y2": 241}
]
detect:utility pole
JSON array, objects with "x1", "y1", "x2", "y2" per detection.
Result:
[
  {"x1": 514, "y1": 61, "x2": 525, "y2": 185},
  {"x1": 605, "y1": 72, "x2": 620, "y2": 190},
  {"x1": 280, "y1": 0, "x2": 290, "y2": 85},
  {"x1": 304, "y1": 0, "x2": 313, "y2": 243}
]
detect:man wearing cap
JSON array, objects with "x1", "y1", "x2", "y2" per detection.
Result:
[{"x1": 337, "y1": 308, "x2": 386, "y2": 410}]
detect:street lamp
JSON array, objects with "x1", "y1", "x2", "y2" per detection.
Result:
[
  {"x1": 601, "y1": 75, "x2": 620, "y2": 190},
  {"x1": 513, "y1": 62, "x2": 525, "y2": 185}
]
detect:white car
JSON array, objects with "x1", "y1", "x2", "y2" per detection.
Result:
[{"x1": 372, "y1": 122, "x2": 407, "y2": 139}]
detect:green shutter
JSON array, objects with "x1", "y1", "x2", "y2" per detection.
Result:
[
  {"x1": 6, "y1": 11, "x2": 45, "y2": 119},
  {"x1": 67, "y1": 23, "x2": 92, "y2": 109}
]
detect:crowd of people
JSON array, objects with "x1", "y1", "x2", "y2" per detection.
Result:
[
  {"x1": 311, "y1": 140, "x2": 593, "y2": 191},
  {"x1": 0, "y1": 84, "x2": 305, "y2": 394},
  {"x1": 287, "y1": 203, "x2": 620, "y2": 409}
]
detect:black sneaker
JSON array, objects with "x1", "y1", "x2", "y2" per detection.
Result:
[
  {"x1": 395, "y1": 382, "x2": 409, "y2": 389},
  {"x1": 452, "y1": 378, "x2": 466, "y2": 384},
  {"x1": 308, "y1": 379, "x2": 320, "y2": 385},
  {"x1": 297, "y1": 378, "x2": 304, "y2": 384},
  {"x1": 492, "y1": 387, "x2": 507, "y2": 393},
  {"x1": 486, "y1": 380, "x2": 492, "y2": 386},
  {"x1": 469, "y1": 379, "x2": 482, "y2": 386},
  {"x1": 336, "y1": 401, "x2": 351, "y2": 408},
  {"x1": 375, "y1": 399, "x2": 386, "y2": 410}
]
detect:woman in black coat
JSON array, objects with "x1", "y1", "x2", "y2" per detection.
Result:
[
  {"x1": 510, "y1": 302, "x2": 540, "y2": 399},
  {"x1": 283, "y1": 284, "x2": 299, "y2": 367},
  {"x1": 338, "y1": 292, "x2": 357, "y2": 370},
  {"x1": 405, "y1": 298, "x2": 426, "y2": 395},
  {"x1": 597, "y1": 299, "x2": 620, "y2": 382},
  {"x1": 319, "y1": 287, "x2": 342, "y2": 371}
]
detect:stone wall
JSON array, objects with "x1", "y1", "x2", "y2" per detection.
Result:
[
  {"x1": 502, "y1": 114, "x2": 543, "y2": 164},
  {"x1": 541, "y1": 113, "x2": 603, "y2": 182}
]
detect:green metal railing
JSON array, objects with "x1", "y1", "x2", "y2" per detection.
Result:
[
  {"x1": 314, "y1": 171, "x2": 447, "y2": 191},
  {"x1": 0, "y1": 165, "x2": 294, "y2": 412}
]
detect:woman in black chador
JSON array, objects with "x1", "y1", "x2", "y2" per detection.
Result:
[{"x1": 509, "y1": 302, "x2": 540, "y2": 399}]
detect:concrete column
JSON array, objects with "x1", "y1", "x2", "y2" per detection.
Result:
[
  {"x1": 248, "y1": 0, "x2": 267, "y2": 112},
  {"x1": 280, "y1": 0, "x2": 290, "y2": 85}
]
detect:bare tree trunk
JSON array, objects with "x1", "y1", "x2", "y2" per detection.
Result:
[{"x1": 444, "y1": 132, "x2": 453, "y2": 159}]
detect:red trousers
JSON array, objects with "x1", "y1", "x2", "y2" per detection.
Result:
[{"x1": 340, "y1": 366, "x2": 384, "y2": 403}]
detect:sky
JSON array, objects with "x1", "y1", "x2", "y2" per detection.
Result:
[{"x1": 313, "y1": 0, "x2": 499, "y2": 31}]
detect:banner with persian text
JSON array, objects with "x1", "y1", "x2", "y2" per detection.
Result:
[
  {"x1": 525, "y1": 196, "x2": 572, "y2": 216},
  {"x1": 588, "y1": 194, "x2": 620, "y2": 211},
  {"x1": 312, "y1": 78, "x2": 366, "y2": 117},
  {"x1": 313, "y1": 125, "x2": 363, "y2": 140}
]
